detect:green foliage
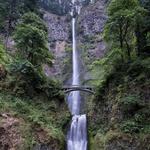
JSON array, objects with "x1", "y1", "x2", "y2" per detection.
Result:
[
  {"x1": 119, "y1": 94, "x2": 143, "y2": 113},
  {"x1": 105, "y1": 0, "x2": 146, "y2": 60},
  {"x1": 0, "y1": 12, "x2": 62, "y2": 102},
  {"x1": 89, "y1": 1, "x2": 150, "y2": 148},
  {"x1": 121, "y1": 120, "x2": 142, "y2": 133},
  {"x1": 0, "y1": 92, "x2": 68, "y2": 149},
  {"x1": 137, "y1": 0, "x2": 150, "y2": 55},
  {"x1": 120, "y1": 95, "x2": 140, "y2": 107},
  {"x1": 7, "y1": 59, "x2": 63, "y2": 99},
  {"x1": 21, "y1": 12, "x2": 47, "y2": 32},
  {"x1": 134, "y1": 113, "x2": 144, "y2": 123},
  {"x1": 0, "y1": 0, "x2": 39, "y2": 35},
  {"x1": 22, "y1": 0, "x2": 39, "y2": 13},
  {"x1": 89, "y1": 47, "x2": 123, "y2": 89},
  {"x1": 0, "y1": 43, "x2": 11, "y2": 64},
  {"x1": 92, "y1": 52, "x2": 150, "y2": 102},
  {"x1": 13, "y1": 12, "x2": 52, "y2": 67},
  {"x1": 91, "y1": 55, "x2": 150, "y2": 141},
  {"x1": 127, "y1": 57, "x2": 150, "y2": 76}
]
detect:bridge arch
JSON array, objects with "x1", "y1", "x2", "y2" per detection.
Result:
[{"x1": 63, "y1": 85, "x2": 95, "y2": 94}]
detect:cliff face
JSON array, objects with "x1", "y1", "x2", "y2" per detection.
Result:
[
  {"x1": 43, "y1": 1, "x2": 150, "y2": 150},
  {"x1": 43, "y1": 0, "x2": 107, "y2": 83},
  {"x1": 43, "y1": 12, "x2": 71, "y2": 79},
  {"x1": 88, "y1": 60, "x2": 150, "y2": 150},
  {"x1": 78, "y1": 0, "x2": 107, "y2": 82},
  {"x1": 0, "y1": 93, "x2": 70, "y2": 150},
  {"x1": 79, "y1": 0, "x2": 107, "y2": 36},
  {"x1": 44, "y1": 13, "x2": 70, "y2": 41},
  {"x1": 1, "y1": 1, "x2": 149, "y2": 150},
  {"x1": 40, "y1": 0, "x2": 91, "y2": 15}
]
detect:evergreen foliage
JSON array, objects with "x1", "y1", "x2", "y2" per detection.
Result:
[
  {"x1": 13, "y1": 12, "x2": 52, "y2": 67},
  {"x1": 0, "y1": 92, "x2": 69, "y2": 149},
  {"x1": 0, "y1": 43, "x2": 11, "y2": 64},
  {"x1": 0, "y1": 0, "x2": 149, "y2": 149},
  {"x1": 0, "y1": 0, "x2": 39, "y2": 36},
  {"x1": 0, "y1": 12, "x2": 61, "y2": 100},
  {"x1": 105, "y1": 0, "x2": 146, "y2": 60},
  {"x1": 136, "y1": 0, "x2": 150, "y2": 55}
]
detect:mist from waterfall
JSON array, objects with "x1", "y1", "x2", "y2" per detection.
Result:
[{"x1": 67, "y1": 0, "x2": 87, "y2": 150}]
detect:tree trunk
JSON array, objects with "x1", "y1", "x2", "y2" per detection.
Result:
[
  {"x1": 125, "y1": 39, "x2": 131, "y2": 61},
  {"x1": 119, "y1": 23, "x2": 124, "y2": 62}
]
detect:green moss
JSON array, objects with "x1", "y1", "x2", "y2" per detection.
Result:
[
  {"x1": 90, "y1": 130, "x2": 150, "y2": 150},
  {"x1": 119, "y1": 94, "x2": 143, "y2": 113},
  {"x1": 90, "y1": 131, "x2": 125, "y2": 150},
  {"x1": 0, "y1": 43, "x2": 12, "y2": 65},
  {"x1": 120, "y1": 120, "x2": 142, "y2": 133},
  {"x1": 89, "y1": 57, "x2": 150, "y2": 149},
  {"x1": 65, "y1": 45, "x2": 72, "y2": 52},
  {"x1": 0, "y1": 92, "x2": 70, "y2": 149}
]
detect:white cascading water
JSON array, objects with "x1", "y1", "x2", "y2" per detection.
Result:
[
  {"x1": 68, "y1": 18, "x2": 80, "y2": 115},
  {"x1": 67, "y1": 115, "x2": 87, "y2": 150},
  {"x1": 90, "y1": 0, "x2": 94, "y2": 3},
  {"x1": 67, "y1": 1, "x2": 87, "y2": 150}
]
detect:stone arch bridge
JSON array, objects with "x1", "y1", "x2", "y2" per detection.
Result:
[{"x1": 63, "y1": 85, "x2": 95, "y2": 94}]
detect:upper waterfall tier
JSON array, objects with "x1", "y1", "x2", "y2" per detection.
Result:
[{"x1": 40, "y1": 0, "x2": 90, "y2": 15}]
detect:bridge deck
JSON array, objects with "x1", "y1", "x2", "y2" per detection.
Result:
[
  {"x1": 63, "y1": 85, "x2": 93, "y2": 88},
  {"x1": 63, "y1": 85, "x2": 95, "y2": 94}
]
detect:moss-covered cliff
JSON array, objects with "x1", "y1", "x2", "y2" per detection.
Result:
[
  {"x1": 0, "y1": 92, "x2": 70, "y2": 150},
  {"x1": 0, "y1": 0, "x2": 150, "y2": 150},
  {"x1": 87, "y1": 58, "x2": 150, "y2": 149}
]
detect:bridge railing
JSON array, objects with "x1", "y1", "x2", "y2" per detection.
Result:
[
  {"x1": 62, "y1": 85, "x2": 95, "y2": 94},
  {"x1": 63, "y1": 85, "x2": 93, "y2": 88}
]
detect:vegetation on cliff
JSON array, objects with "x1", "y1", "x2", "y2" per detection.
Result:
[
  {"x1": 88, "y1": 0, "x2": 150, "y2": 149},
  {"x1": 0, "y1": 1, "x2": 69, "y2": 149},
  {"x1": 0, "y1": 0, "x2": 149, "y2": 150}
]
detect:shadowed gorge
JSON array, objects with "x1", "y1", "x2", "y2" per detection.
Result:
[{"x1": 0, "y1": 0, "x2": 150, "y2": 150}]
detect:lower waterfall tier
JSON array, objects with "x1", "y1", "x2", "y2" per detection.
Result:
[{"x1": 67, "y1": 114, "x2": 87, "y2": 150}]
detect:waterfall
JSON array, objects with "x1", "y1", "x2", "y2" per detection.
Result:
[
  {"x1": 90, "y1": 0, "x2": 94, "y2": 3},
  {"x1": 68, "y1": 18, "x2": 80, "y2": 115},
  {"x1": 67, "y1": 1, "x2": 87, "y2": 150},
  {"x1": 67, "y1": 115, "x2": 87, "y2": 150}
]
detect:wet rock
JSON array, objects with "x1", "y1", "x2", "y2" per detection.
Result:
[
  {"x1": 43, "y1": 11, "x2": 71, "y2": 79},
  {"x1": 77, "y1": 0, "x2": 108, "y2": 82},
  {"x1": 42, "y1": 1, "x2": 108, "y2": 80},
  {"x1": 79, "y1": 0, "x2": 107, "y2": 36},
  {"x1": 78, "y1": 0, "x2": 108, "y2": 64},
  {"x1": 43, "y1": 12, "x2": 70, "y2": 42}
]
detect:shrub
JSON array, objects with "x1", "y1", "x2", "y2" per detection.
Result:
[
  {"x1": 0, "y1": 43, "x2": 11, "y2": 65},
  {"x1": 13, "y1": 12, "x2": 53, "y2": 67},
  {"x1": 121, "y1": 120, "x2": 143, "y2": 133},
  {"x1": 7, "y1": 60, "x2": 63, "y2": 100},
  {"x1": 119, "y1": 94, "x2": 144, "y2": 114}
]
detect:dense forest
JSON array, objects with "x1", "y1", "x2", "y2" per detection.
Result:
[{"x1": 0, "y1": 0, "x2": 149, "y2": 150}]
